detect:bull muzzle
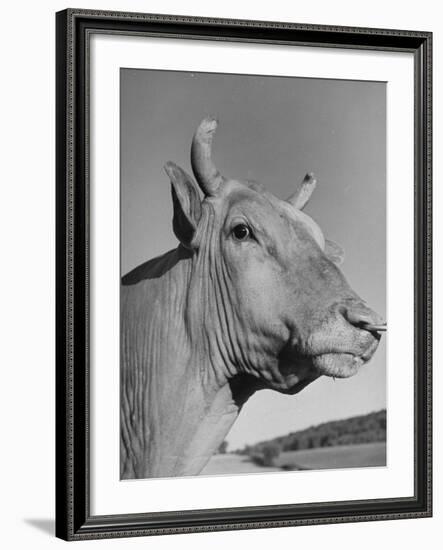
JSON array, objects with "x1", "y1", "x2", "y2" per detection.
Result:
[{"x1": 342, "y1": 302, "x2": 386, "y2": 334}]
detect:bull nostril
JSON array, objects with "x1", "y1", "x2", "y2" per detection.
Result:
[
  {"x1": 345, "y1": 308, "x2": 373, "y2": 327},
  {"x1": 342, "y1": 304, "x2": 386, "y2": 334}
]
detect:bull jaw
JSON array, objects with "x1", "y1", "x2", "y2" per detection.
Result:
[
  {"x1": 275, "y1": 354, "x2": 360, "y2": 392},
  {"x1": 313, "y1": 352, "x2": 365, "y2": 379},
  {"x1": 271, "y1": 358, "x2": 321, "y2": 395},
  {"x1": 280, "y1": 373, "x2": 321, "y2": 394}
]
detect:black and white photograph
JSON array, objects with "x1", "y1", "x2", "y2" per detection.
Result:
[
  {"x1": 120, "y1": 69, "x2": 387, "y2": 480},
  {"x1": 51, "y1": 7, "x2": 432, "y2": 543},
  {"x1": 0, "y1": 0, "x2": 438, "y2": 545}
]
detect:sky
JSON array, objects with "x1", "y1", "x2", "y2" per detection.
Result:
[{"x1": 121, "y1": 68, "x2": 386, "y2": 450}]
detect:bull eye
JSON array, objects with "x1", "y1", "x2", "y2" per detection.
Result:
[{"x1": 232, "y1": 223, "x2": 250, "y2": 241}]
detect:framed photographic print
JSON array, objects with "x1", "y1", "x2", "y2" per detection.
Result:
[{"x1": 55, "y1": 9, "x2": 432, "y2": 541}]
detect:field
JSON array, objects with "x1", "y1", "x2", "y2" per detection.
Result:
[
  {"x1": 275, "y1": 441, "x2": 386, "y2": 470},
  {"x1": 201, "y1": 442, "x2": 386, "y2": 476},
  {"x1": 201, "y1": 453, "x2": 280, "y2": 475}
]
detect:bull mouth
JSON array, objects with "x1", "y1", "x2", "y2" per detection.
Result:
[
  {"x1": 312, "y1": 337, "x2": 380, "y2": 378},
  {"x1": 274, "y1": 330, "x2": 381, "y2": 393}
]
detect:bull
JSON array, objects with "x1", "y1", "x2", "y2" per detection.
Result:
[{"x1": 120, "y1": 117, "x2": 385, "y2": 479}]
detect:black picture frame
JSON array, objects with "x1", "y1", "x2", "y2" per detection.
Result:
[{"x1": 55, "y1": 8, "x2": 432, "y2": 541}]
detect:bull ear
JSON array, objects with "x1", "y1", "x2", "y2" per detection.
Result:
[
  {"x1": 325, "y1": 239, "x2": 345, "y2": 266},
  {"x1": 164, "y1": 161, "x2": 202, "y2": 249}
]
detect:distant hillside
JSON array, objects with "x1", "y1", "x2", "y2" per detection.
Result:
[{"x1": 237, "y1": 409, "x2": 386, "y2": 456}]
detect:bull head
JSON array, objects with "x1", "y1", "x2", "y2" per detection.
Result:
[{"x1": 164, "y1": 117, "x2": 385, "y2": 391}]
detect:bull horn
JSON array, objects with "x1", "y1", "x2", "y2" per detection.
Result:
[
  {"x1": 191, "y1": 116, "x2": 224, "y2": 196},
  {"x1": 287, "y1": 172, "x2": 317, "y2": 210}
]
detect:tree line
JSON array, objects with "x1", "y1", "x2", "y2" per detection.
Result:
[{"x1": 236, "y1": 409, "x2": 386, "y2": 458}]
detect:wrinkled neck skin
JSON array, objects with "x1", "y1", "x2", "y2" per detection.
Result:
[
  {"x1": 120, "y1": 204, "x2": 314, "y2": 480},
  {"x1": 121, "y1": 245, "x2": 250, "y2": 480}
]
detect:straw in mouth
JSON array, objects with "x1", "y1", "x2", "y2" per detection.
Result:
[{"x1": 360, "y1": 323, "x2": 387, "y2": 333}]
